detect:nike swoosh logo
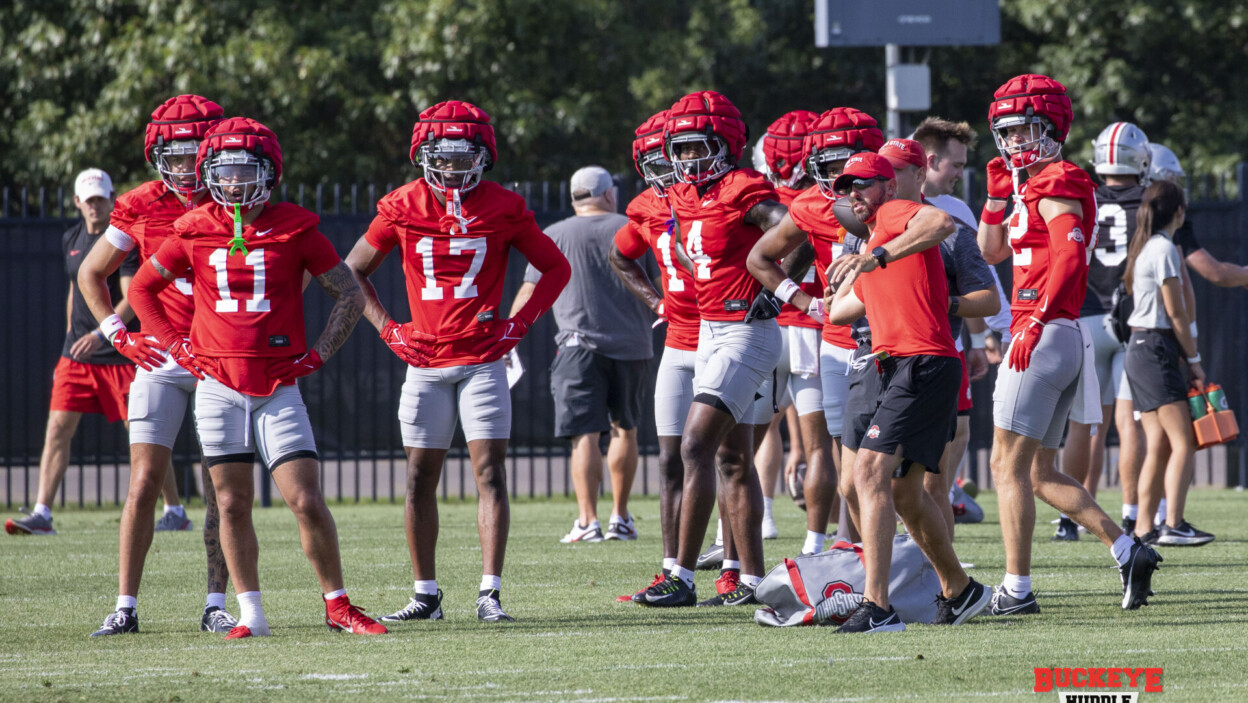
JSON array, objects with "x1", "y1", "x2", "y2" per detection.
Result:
[
  {"x1": 951, "y1": 597, "x2": 973, "y2": 616},
  {"x1": 256, "y1": 228, "x2": 273, "y2": 237},
  {"x1": 993, "y1": 602, "x2": 1034, "y2": 615},
  {"x1": 868, "y1": 617, "x2": 893, "y2": 628},
  {"x1": 70, "y1": 249, "x2": 81, "y2": 256}
]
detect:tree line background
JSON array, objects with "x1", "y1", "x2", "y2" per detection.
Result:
[{"x1": 3, "y1": 1, "x2": 1246, "y2": 193}]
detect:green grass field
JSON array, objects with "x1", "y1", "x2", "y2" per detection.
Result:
[{"x1": 2, "y1": 489, "x2": 1246, "y2": 702}]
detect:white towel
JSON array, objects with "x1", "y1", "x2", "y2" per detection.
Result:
[
  {"x1": 789, "y1": 327, "x2": 821, "y2": 378},
  {"x1": 1060, "y1": 318, "x2": 1103, "y2": 429}
]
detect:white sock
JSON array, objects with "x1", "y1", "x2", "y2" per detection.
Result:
[
  {"x1": 163, "y1": 504, "x2": 186, "y2": 517},
  {"x1": 1154, "y1": 499, "x2": 1167, "y2": 527},
  {"x1": 721, "y1": 559, "x2": 741, "y2": 572},
  {"x1": 33, "y1": 503, "x2": 51, "y2": 519},
  {"x1": 661, "y1": 557, "x2": 676, "y2": 573},
  {"x1": 1001, "y1": 573, "x2": 1031, "y2": 599},
  {"x1": 324, "y1": 588, "x2": 347, "y2": 601},
  {"x1": 205, "y1": 593, "x2": 227, "y2": 611},
  {"x1": 414, "y1": 579, "x2": 438, "y2": 595},
  {"x1": 670, "y1": 565, "x2": 695, "y2": 588},
  {"x1": 1111, "y1": 534, "x2": 1135, "y2": 566},
  {"x1": 1122, "y1": 504, "x2": 1139, "y2": 520},
  {"x1": 237, "y1": 591, "x2": 267, "y2": 632},
  {"x1": 804, "y1": 530, "x2": 825, "y2": 554},
  {"x1": 612, "y1": 513, "x2": 631, "y2": 525},
  {"x1": 740, "y1": 574, "x2": 762, "y2": 589},
  {"x1": 116, "y1": 595, "x2": 137, "y2": 611},
  {"x1": 763, "y1": 497, "x2": 774, "y2": 519},
  {"x1": 715, "y1": 519, "x2": 723, "y2": 545},
  {"x1": 480, "y1": 575, "x2": 502, "y2": 593}
]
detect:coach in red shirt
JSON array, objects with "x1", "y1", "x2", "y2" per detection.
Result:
[{"x1": 826, "y1": 153, "x2": 988, "y2": 633}]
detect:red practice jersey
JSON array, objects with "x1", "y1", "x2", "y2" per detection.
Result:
[
  {"x1": 853, "y1": 200, "x2": 957, "y2": 358},
  {"x1": 668, "y1": 169, "x2": 778, "y2": 322},
  {"x1": 110, "y1": 181, "x2": 202, "y2": 335},
  {"x1": 788, "y1": 189, "x2": 857, "y2": 350},
  {"x1": 365, "y1": 179, "x2": 558, "y2": 367},
  {"x1": 614, "y1": 189, "x2": 699, "y2": 351},
  {"x1": 1005, "y1": 161, "x2": 1098, "y2": 334},
  {"x1": 157, "y1": 202, "x2": 341, "y2": 396},
  {"x1": 773, "y1": 184, "x2": 823, "y2": 330}
]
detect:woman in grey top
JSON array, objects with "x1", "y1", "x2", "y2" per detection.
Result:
[{"x1": 1122, "y1": 180, "x2": 1212, "y2": 547}]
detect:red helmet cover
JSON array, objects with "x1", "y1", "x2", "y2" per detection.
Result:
[
  {"x1": 988, "y1": 74, "x2": 1072, "y2": 143},
  {"x1": 761, "y1": 110, "x2": 819, "y2": 180},
  {"x1": 144, "y1": 95, "x2": 224, "y2": 163},
  {"x1": 409, "y1": 100, "x2": 498, "y2": 166},
  {"x1": 665, "y1": 91, "x2": 748, "y2": 161},
  {"x1": 196, "y1": 117, "x2": 283, "y2": 187}
]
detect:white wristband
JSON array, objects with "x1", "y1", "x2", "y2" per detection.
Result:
[
  {"x1": 774, "y1": 278, "x2": 801, "y2": 304},
  {"x1": 1187, "y1": 353, "x2": 1202, "y2": 365},
  {"x1": 969, "y1": 330, "x2": 988, "y2": 348},
  {"x1": 99, "y1": 314, "x2": 126, "y2": 342},
  {"x1": 806, "y1": 297, "x2": 826, "y2": 324}
]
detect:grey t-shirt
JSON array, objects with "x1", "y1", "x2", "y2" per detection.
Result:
[
  {"x1": 939, "y1": 223, "x2": 996, "y2": 341},
  {"x1": 1127, "y1": 233, "x2": 1183, "y2": 329},
  {"x1": 525, "y1": 213, "x2": 658, "y2": 360}
]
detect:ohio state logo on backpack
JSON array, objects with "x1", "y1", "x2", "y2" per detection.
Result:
[{"x1": 814, "y1": 581, "x2": 862, "y2": 625}]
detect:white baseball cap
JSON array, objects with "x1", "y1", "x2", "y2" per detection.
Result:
[
  {"x1": 570, "y1": 165, "x2": 613, "y2": 200},
  {"x1": 74, "y1": 168, "x2": 113, "y2": 200}
]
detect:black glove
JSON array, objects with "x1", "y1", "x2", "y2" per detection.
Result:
[{"x1": 744, "y1": 288, "x2": 783, "y2": 323}]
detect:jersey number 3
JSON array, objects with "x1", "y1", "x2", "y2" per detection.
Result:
[{"x1": 415, "y1": 237, "x2": 487, "y2": 300}]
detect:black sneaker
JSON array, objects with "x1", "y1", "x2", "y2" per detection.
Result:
[
  {"x1": 1138, "y1": 528, "x2": 1160, "y2": 545},
  {"x1": 695, "y1": 542, "x2": 724, "y2": 571},
  {"x1": 720, "y1": 583, "x2": 757, "y2": 606},
  {"x1": 381, "y1": 590, "x2": 444, "y2": 622},
  {"x1": 1052, "y1": 516, "x2": 1079, "y2": 541},
  {"x1": 638, "y1": 574, "x2": 696, "y2": 607},
  {"x1": 988, "y1": 587, "x2": 1040, "y2": 616},
  {"x1": 1120, "y1": 517, "x2": 1136, "y2": 535},
  {"x1": 695, "y1": 571, "x2": 740, "y2": 607},
  {"x1": 475, "y1": 590, "x2": 514, "y2": 622},
  {"x1": 835, "y1": 599, "x2": 905, "y2": 633},
  {"x1": 1156, "y1": 521, "x2": 1215, "y2": 547},
  {"x1": 91, "y1": 607, "x2": 138, "y2": 637},
  {"x1": 201, "y1": 606, "x2": 239, "y2": 633},
  {"x1": 933, "y1": 579, "x2": 991, "y2": 625},
  {"x1": 1120, "y1": 538, "x2": 1162, "y2": 610}
]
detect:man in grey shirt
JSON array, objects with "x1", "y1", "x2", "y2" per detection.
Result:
[{"x1": 509, "y1": 166, "x2": 658, "y2": 543}]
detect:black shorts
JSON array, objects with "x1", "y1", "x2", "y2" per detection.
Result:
[
  {"x1": 1125, "y1": 329, "x2": 1188, "y2": 413},
  {"x1": 841, "y1": 342, "x2": 882, "y2": 453},
  {"x1": 855, "y1": 354, "x2": 961, "y2": 476},
  {"x1": 551, "y1": 345, "x2": 650, "y2": 439}
]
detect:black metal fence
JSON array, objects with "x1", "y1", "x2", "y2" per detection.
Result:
[{"x1": 3, "y1": 172, "x2": 1245, "y2": 508}]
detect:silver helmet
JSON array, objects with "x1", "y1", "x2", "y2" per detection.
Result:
[
  {"x1": 1092, "y1": 122, "x2": 1150, "y2": 183},
  {"x1": 1147, "y1": 142, "x2": 1186, "y2": 187}
]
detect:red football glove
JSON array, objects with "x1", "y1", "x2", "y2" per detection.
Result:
[
  {"x1": 168, "y1": 340, "x2": 206, "y2": 380},
  {"x1": 651, "y1": 300, "x2": 667, "y2": 329},
  {"x1": 478, "y1": 318, "x2": 530, "y2": 362},
  {"x1": 986, "y1": 156, "x2": 1014, "y2": 200},
  {"x1": 111, "y1": 331, "x2": 164, "y2": 371},
  {"x1": 1007, "y1": 318, "x2": 1045, "y2": 372},
  {"x1": 271, "y1": 350, "x2": 324, "y2": 383},
  {"x1": 381, "y1": 320, "x2": 435, "y2": 367}
]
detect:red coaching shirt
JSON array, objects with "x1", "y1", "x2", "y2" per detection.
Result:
[
  {"x1": 157, "y1": 202, "x2": 340, "y2": 396},
  {"x1": 773, "y1": 184, "x2": 823, "y2": 330},
  {"x1": 667, "y1": 169, "x2": 778, "y2": 323},
  {"x1": 1005, "y1": 161, "x2": 1097, "y2": 334},
  {"x1": 109, "y1": 181, "x2": 201, "y2": 335},
  {"x1": 613, "y1": 189, "x2": 699, "y2": 351},
  {"x1": 852, "y1": 200, "x2": 957, "y2": 358},
  {"x1": 787, "y1": 188, "x2": 857, "y2": 350},
  {"x1": 365, "y1": 179, "x2": 559, "y2": 367}
]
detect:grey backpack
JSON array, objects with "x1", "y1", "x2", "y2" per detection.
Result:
[{"x1": 754, "y1": 535, "x2": 941, "y2": 627}]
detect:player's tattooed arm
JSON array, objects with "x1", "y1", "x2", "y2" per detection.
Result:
[
  {"x1": 344, "y1": 238, "x2": 394, "y2": 332},
  {"x1": 782, "y1": 240, "x2": 816, "y2": 284},
  {"x1": 150, "y1": 256, "x2": 176, "y2": 280},
  {"x1": 609, "y1": 243, "x2": 663, "y2": 313},
  {"x1": 744, "y1": 199, "x2": 789, "y2": 232},
  {"x1": 312, "y1": 262, "x2": 365, "y2": 361}
]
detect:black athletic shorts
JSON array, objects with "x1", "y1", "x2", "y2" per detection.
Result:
[
  {"x1": 854, "y1": 354, "x2": 961, "y2": 476},
  {"x1": 841, "y1": 341, "x2": 882, "y2": 454},
  {"x1": 551, "y1": 345, "x2": 650, "y2": 439},
  {"x1": 1125, "y1": 329, "x2": 1188, "y2": 413}
]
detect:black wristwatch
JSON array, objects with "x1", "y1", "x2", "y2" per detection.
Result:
[
  {"x1": 871, "y1": 246, "x2": 888, "y2": 269},
  {"x1": 948, "y1": 297, "x2": 960, "y2": 316}
]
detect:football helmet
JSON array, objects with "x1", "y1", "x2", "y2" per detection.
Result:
[
  {"x1": 196, "y1": 117, "x2": 282, "y2": 209},
  {"x1": 988, "y1": 74, "x2": 1072, "y2": 170},
  {"x1": 664, "y1": 91, "x2": 747, "y2": 186},
  {"x1": 1093, "y1": 122, "x2": 1150, "y2": 183},
  {"x1": 802, "y1": 107, "x2": 884, "y2": 198},
  {"x1": 633, "y1": 110, "x2": 676, "y2": 196},
  {"x1": 758, "y1": 110, "x2": 819, "y2": 189},
  {"x1": 410, "y1": 100, "x2": 496, "y2": 193},
  {"x1": 144, "y1": 95, "x2": 224, "y2": 196},
  {"x1": 1147, "y1": 143, "x2": 1186, "y2": 187}
]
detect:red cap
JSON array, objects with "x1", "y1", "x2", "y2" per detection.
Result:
[
  {"x1": 832, "y1": 152, "x2": 895, "y2": 192},
  {"x1": 879, "y1": 138, "x2": 928, "y2": 170}
]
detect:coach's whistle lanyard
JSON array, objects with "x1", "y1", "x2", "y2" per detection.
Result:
[{"x1": 228, "y1": 203, "x2": 249, "y2": 257}]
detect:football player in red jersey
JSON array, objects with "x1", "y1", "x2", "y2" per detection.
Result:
[
  {"x1": 824, "y1": 153, "x2": 990, "y2": 632},
  {"x1": 748, "y1": 107, "x2": 887, "y2": 557},
  {"x1": 977, "y1": 75, "x2": 1160, "y2": 614},
  {"x1": 610, "y1": 110, "x2": 696, "y2": 599},
  {"x1": 128, "y1": 117, "x2": 387, "y2": 639},
  {"x1": 79, "y1": 95, "x2": 238, "y2": 637},
  {"x1": 345, "y1": 101, "x2": 570, "y2": 623},
  {"x1": 634, "y1": 91, "x2": 787, "y2": 608}
]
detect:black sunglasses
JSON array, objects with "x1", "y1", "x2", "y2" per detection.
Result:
[{"x1": 834, "y1": 176, "x2": 887, "y2": 196}]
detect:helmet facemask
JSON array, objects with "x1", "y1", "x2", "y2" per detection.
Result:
[
  {"x1": 203, "y1": 150, "x2": 273, "y2": 209},
  {"x1": 153, "y1": 139, "x2": 204, "y2": 195},
  {"x1": 773, "y1": 159, "x2": 808, "y2": 190},
  {"x1": 638, "y1": 148, "x2": 676, "y2": 197},
  {"x1": 807, "y1": 147, "x2": 855, "y2": 199},
  {"x1": 419, "y1": 138, "x2": 489, "y2": 193},
  {"x1": 667, "y1": 132, "x2": 732, "y2": 186},
  {"x1": 993, "y1": 114, "x2": 1062, "y2": 170}
]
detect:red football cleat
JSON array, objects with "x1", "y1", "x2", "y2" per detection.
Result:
[
  {"x1": 715, "y1": 570, "x2": 741, "y2": 596},
  {"x1": 224, "y1": 625, "x2": 252, "y2": 640},
  {"x1": 619, "y1": 573, "x2": 666, "y2": 603},
  {"x1": 325, "y1": 595, "x2": 388, "y2": 635}
]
